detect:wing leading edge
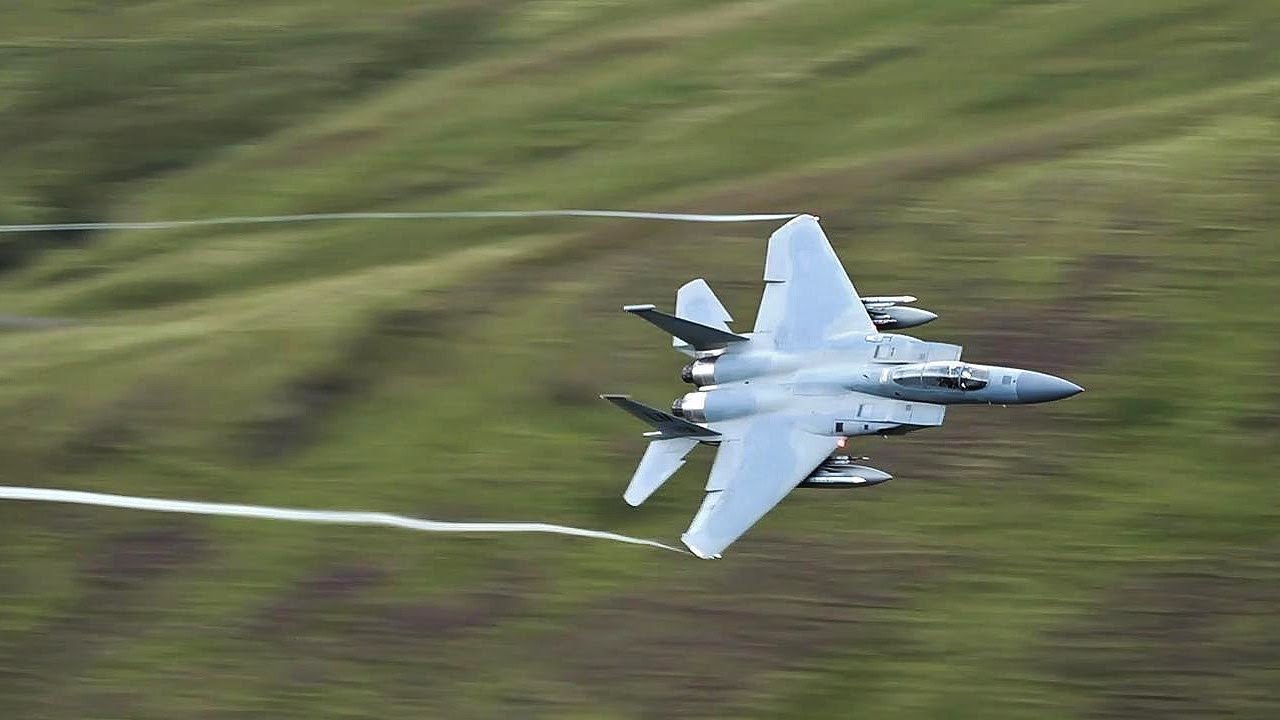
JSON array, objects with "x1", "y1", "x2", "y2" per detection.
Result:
[
  {"x1": 682, "y1": 413, "x2": 840, "y2": 559},
  {"x1": 752, "y1": 214, "x2": 877, "y2": 350}
]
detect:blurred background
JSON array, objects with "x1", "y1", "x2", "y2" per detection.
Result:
[{"x1": 1, "y1": 1, "x2": 1279, "y2": 717}]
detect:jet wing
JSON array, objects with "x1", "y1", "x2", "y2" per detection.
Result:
[
  {"x1": 752, "y1": 214, "x2": 877, "y2": 350},
  {"x1": 681, "y1": 413, "x2": 840, "y2": 558}
]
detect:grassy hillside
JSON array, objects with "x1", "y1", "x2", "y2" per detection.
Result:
[{"x1": 2, "y1": 1, "x2": 1279, "y2": 717}]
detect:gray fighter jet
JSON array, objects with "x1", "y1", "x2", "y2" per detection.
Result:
[{"x1": 603, "y1": 214, "x2": 1082, "y2": 559}]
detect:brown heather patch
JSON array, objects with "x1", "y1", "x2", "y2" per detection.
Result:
[
  {"x1": 544, "y1": 537, "x2": 953, "y2": 718},
  {"x1": 852, "y1": 253, "x2": 1155, "y2": 482},
  {"x1": 248, "y1": 563, "x2": 535, "y2": 661},
  {"x1": 502, "y1": 36, "x2": 670, "y2": 80},
  {"x1": 812, "y1": 44, "x2": 922, "y2": 79},
  {"x1": 0, "y1": 520, "x2": 209, "y2": 715},
  {"x1": 250, "y1": 564, "x2": 389, "y2": 637},
  {"x1": 238, "y1": 368, "x2": 367, "y2": 463},
  {"x1": 80, "y1": 522, "x2": 210, "y2": 592},
  {"x1": 1232, "y1": 389, "x2": 1280, "y2": 435},
  {"x1": 957, "y1": 253, "x2": 1153, "y2": 375},
  {"x1": 55, "y1": 381, "x2": 185, "y2": 473},
  {"x1": 1041, "y1": 559, "x2": 1280, "y2": 719},
  {"x1": 256, "y1": 127, "x2": 386, "y2": 170}
]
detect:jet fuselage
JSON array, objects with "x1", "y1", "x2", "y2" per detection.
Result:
[{"x1": 674, "y1": 335, "x2": 1081, "y2": 438}]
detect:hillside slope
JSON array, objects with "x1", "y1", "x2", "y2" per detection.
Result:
[{"x1": 2, "y1": 1, "x2": 1279, "y2": 718}]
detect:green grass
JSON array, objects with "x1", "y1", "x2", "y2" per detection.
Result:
[{"x1": 2, "y1": 1, "x2": 1280, "y2": 718}]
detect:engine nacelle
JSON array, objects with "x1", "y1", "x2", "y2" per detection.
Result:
[
  {"x1": 680, "y1": 359, "x2": 716, "y2": 386},
  {"x1": 680, "y1": 353, "x2": 793, "y2": 387},
  {"x1": 670, "y1": 388, "x2": 760, "y2": 423}
]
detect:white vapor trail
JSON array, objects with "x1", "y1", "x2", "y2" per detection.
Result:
[
  {"x1": 0, "y1": 209, "x2": 799, "y2": 234},
  {"x1": 0, "y1": 486, "x2": 686, "y2": 554}
]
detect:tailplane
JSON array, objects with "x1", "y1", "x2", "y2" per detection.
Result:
[
  {"x1": 599, "y1": 394, "x2": 719, "y2": 439},
  {"x1": 623, "y1": 304, "x2": 747, "y2": 352},
  {"x1": 624, "y1": 437, "x2": 700, "y2": 506},
  {"x1": 600, "y1": 394, "x2": 719, "y2": 506}
]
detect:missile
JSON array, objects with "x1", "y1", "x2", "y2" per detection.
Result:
[
  {"x1": 862, "y1": 296, "x2": 937, "y2": 329},
  {"x1": 798, "y1": 458, "x2": 892, "y2": 489},
  {"x1": 871, "y1": 305, "x2": 937, "y2": 329}
]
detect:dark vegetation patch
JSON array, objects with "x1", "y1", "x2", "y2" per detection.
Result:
[
  {"x1": 1041, "y1": 558, "x2": 1280, "y2": 719},
  {"x1": 343, "y1": 3, "x2": 511, "y2": 85},
  {"x1": 239, "y1": 369, "x2": 367, "y2": 463},
  {"x1": 71, "y1": 278, "x2": 210, "y2": 313},
  {"x1": 249, "y1": 127, "x2": 385, "y2": 171},
  {"x1": 891, "y1": 253, "x2": 1160, "y2": 467},
  {"x1": 248, "y1": 563, "x2": 533, "y2": 662},
  {"x1": 0, "y1": 192, "x2": 107, "y2": 273},
  {"x1": 1101, "y1": 395, "x2": 1181, "y2": 428},
  {"x1": 235, "y1": 236, "x2": 625, "y2": 463},
  {"x1": 1232, "y1": 386, "x2": 1280, "y2": 435},
  {"x1": 959, "y1": 254, "x2": 1152, "y2": 375},
  {"x1": 546, "y1": 372, "x2": 603, "y2": 408},
  {"x1": 963, "y1": 64, "x2": 1141, "y2": 115},
  {"x1": 546, "y1": 354, "x2": 620, "y2": 408},
  {"x1": 0, "y1": 521, "x2": 208, "y2": 715},
  {"x1": 29, "y1": 259, "x2": 112, "y2": 286},
  {"x1": 237, "y1": 305, "x2": 464, "y2": 462},
  {"x1": 514, "y1": 140, "x2": 584, "y2": 164},
  {"x1": 80, "y1": 523, "x2": 211, "y2": 592},
  {"x1": 251, "y1": 564, "x2": 389, "y2": 637},
  {"x1": 813, "y1": 44, "x2": 920, "y2": 79},
  {"x1": 56, "y1": 382, "x2": 184, "y2": 472},
  {"x1": 502, "y1": 36, "x2": 670, "y2": 79},
  {"x1": 546, "y1": 538, "x2": 952, "y2": 718}
]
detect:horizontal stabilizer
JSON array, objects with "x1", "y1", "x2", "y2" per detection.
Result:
[
  {"x1": 625, "y1": 437, "x2": 700, "y2": 506},
  {"x1": 600, "y1": 394, "x2": 720, "y2": 439},
  {"x1": 623, "y1": 304, "x2": 748, "y2": 351}
]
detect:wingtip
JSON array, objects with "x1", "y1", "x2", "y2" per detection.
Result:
[
  {"x1": 680, "y1": 533, "x2": 721, "y2": 560},
  {"x1": 622, "y1": 303, "x2": 656, "y2": 313},
  {"x1": 771, "y1": 214, "x2": 822, "y2": 239}
]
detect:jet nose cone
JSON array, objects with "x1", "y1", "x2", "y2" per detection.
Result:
[{"x1": 1015, "y1": 371, "x2": 1084, "y2": 404}]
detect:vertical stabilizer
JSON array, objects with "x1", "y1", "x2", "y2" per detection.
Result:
[{"x1": 673, "y1": 279, "x2": 734, "y2": 353}]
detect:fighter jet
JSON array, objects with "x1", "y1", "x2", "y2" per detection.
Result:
[{"x1": 602, "y1": 214, "x2": 1082, "y2": 559}]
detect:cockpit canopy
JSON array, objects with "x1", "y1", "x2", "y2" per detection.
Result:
[{"x1": 891, "y1": 361, "x2": 990, "y2": 391}]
